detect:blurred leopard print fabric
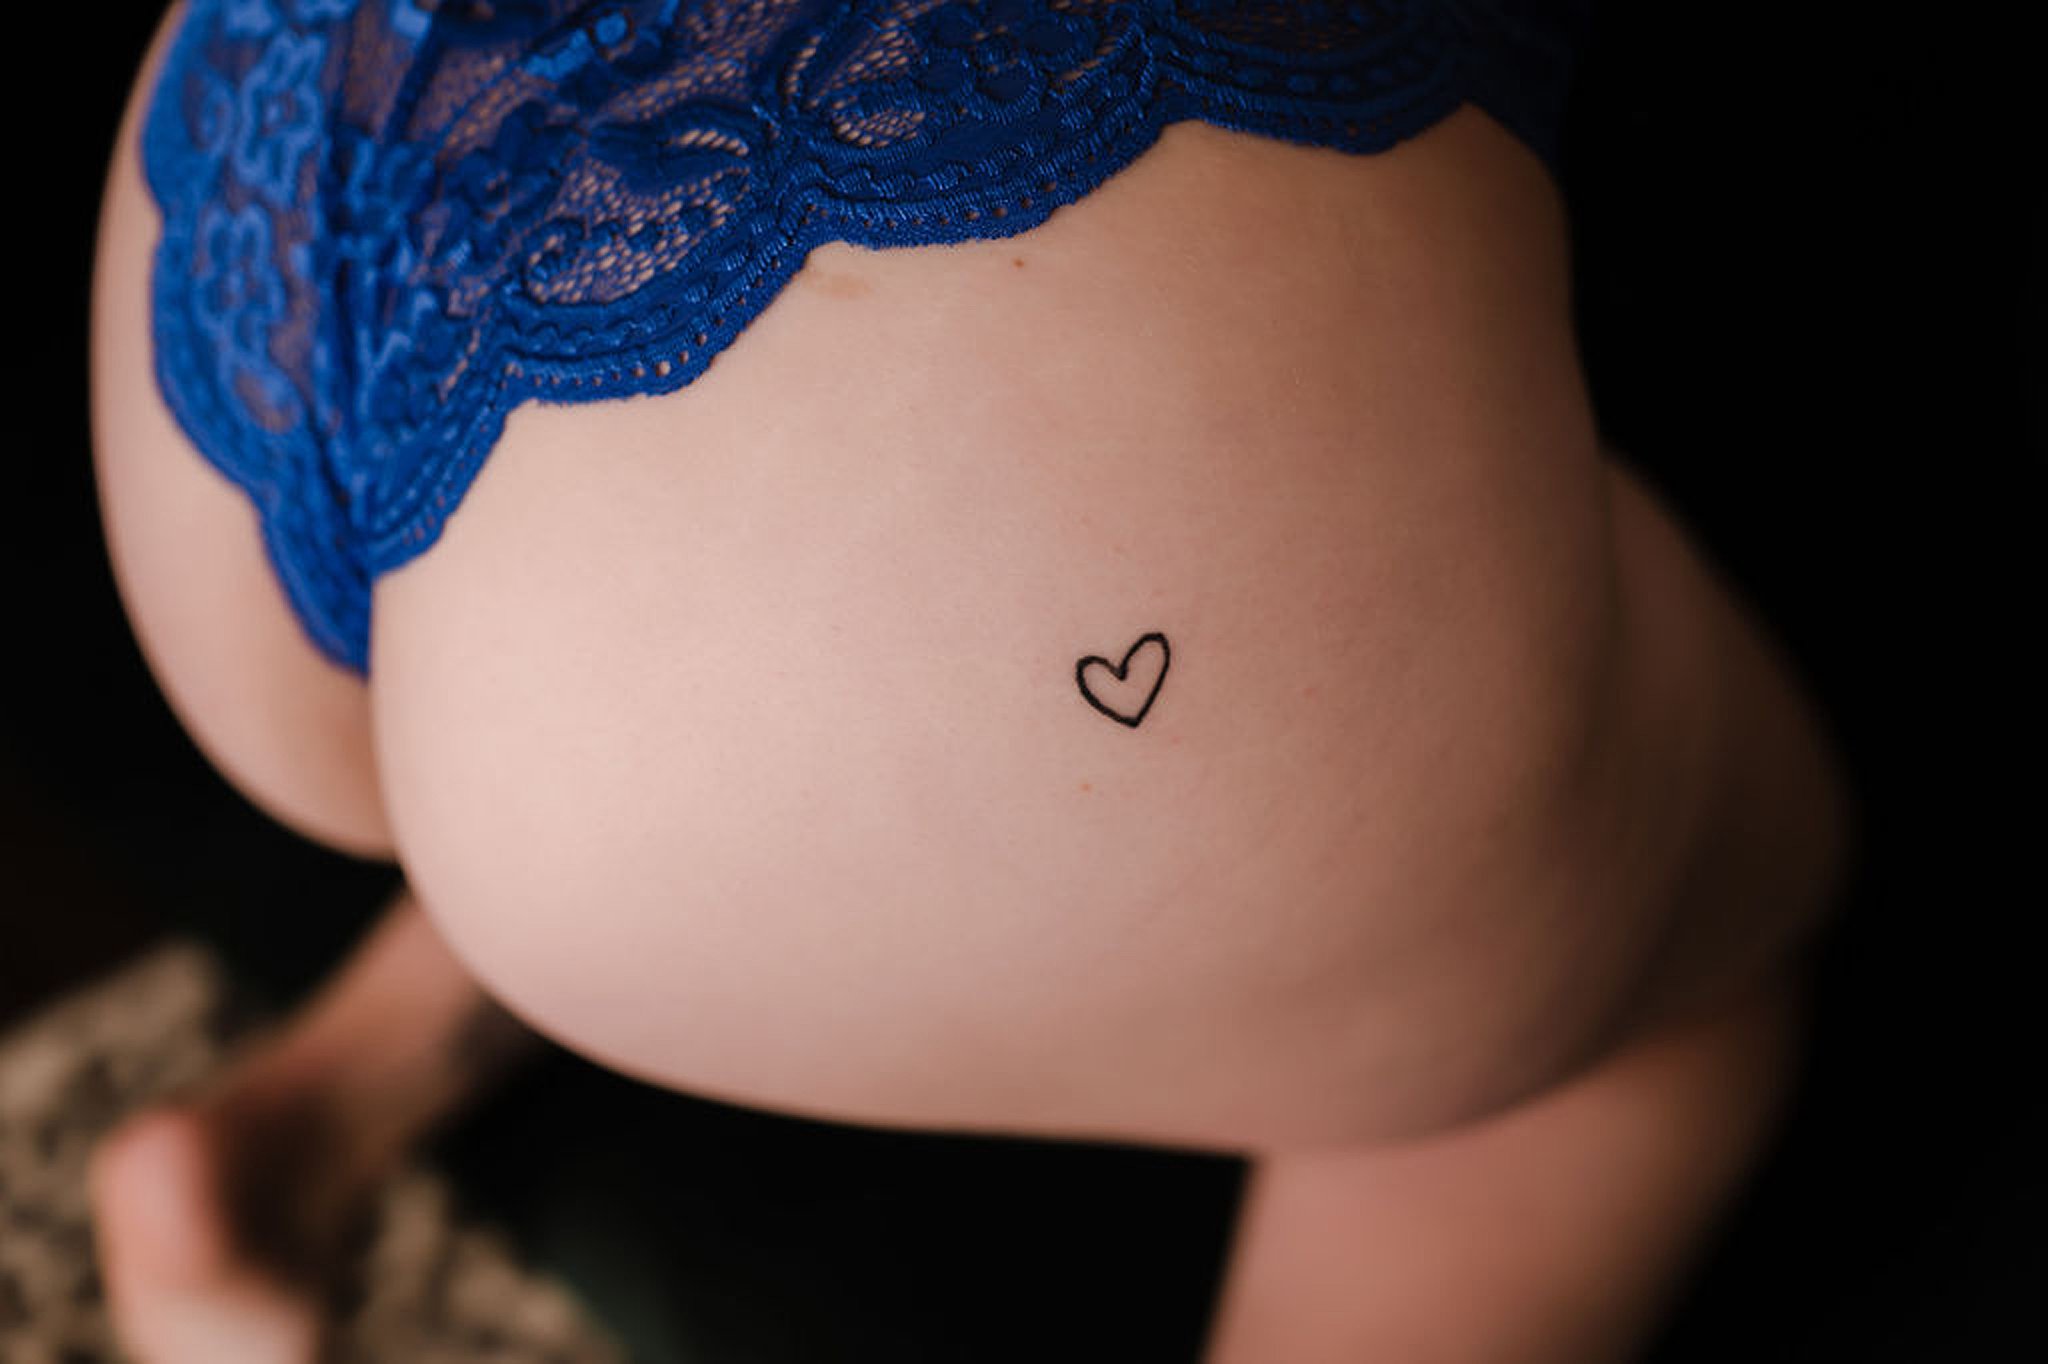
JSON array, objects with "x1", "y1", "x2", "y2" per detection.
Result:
[{"x1": 0, "y1": 942, "x2": 625, "y2": 1364}]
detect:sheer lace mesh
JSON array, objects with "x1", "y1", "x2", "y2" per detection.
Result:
[{"x1": 143, "y1": 0, "x2": 1588, "y2": 673}]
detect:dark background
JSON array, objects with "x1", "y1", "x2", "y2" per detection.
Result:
[{"x1": 3, "y1": 2, "x2": 2039, "y2": 1360}]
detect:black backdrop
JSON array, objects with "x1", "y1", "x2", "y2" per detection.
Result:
[{"x1": 3, "y1": 2, "x2": 2039, "y2": 1361}]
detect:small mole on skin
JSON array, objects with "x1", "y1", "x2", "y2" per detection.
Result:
[
  {"x1": 805, "y1": 270, "x2": 872, "y2": 300},
  {"x1": 1012, "y1": 256, "x2": 1026, "y2": 268},
  {"x1": 1079, "y1": 781, "x2": 1093, "y2": 793}
]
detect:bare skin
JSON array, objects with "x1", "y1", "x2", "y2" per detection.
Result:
[
  {"x1": 88, "y1": 3, "x2": 1852, "y2": 1359},
  {"x1": 1204, "y1": 966, "x2": 1811, "y2": 1363}
]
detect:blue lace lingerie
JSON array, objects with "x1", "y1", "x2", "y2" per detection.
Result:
[{"x1": 142, "y1": 0, "x2": 1590, "y2": 673}]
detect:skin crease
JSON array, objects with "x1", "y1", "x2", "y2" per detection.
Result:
[{"x1": 96, "y1": 4, "x2": 1845, "y2": 1158}]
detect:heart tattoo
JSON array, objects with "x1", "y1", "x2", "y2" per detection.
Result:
[{"x1": 1076, "y1": 632, "x2": 1171, "y2": 728}]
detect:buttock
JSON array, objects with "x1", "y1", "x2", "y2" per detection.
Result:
[
  {"x1": 100, "y1": 0, "x2": 1643, "y2": 1157},
  {"x1": 361, "y1": 108, "x2": 1657, "y2": 1155}
]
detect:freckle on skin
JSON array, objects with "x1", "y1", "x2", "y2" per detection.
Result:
[
  {"x1": 1301, "y1": 685, "x2": 1318, "y2": 700},
  {"x1": 1013, "y1": 256, "x2": 1025, "y2": 268},
  {"x1": 1079, "y1": 781, "x2": 1093, "y2": 793},
  {"x1": 805, "y1": 271, "x2": 871, "y2": 300}
]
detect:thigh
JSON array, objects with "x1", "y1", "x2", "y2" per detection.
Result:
[
  {"x1": 368, "y1": 107, "x2": 1653, "y2": 1150},
  {"x1": 1204, "y1": 970, "x2": 1808, "y2": 1363}
]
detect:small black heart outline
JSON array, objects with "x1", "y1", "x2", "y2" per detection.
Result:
[{"x1": 1075, "y1": 631, "x2": 1170, "y2": 728}]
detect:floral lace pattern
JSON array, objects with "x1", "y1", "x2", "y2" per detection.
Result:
[{"x1": 143, "y1": 0, "x2": 1588, "y2": 672}]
